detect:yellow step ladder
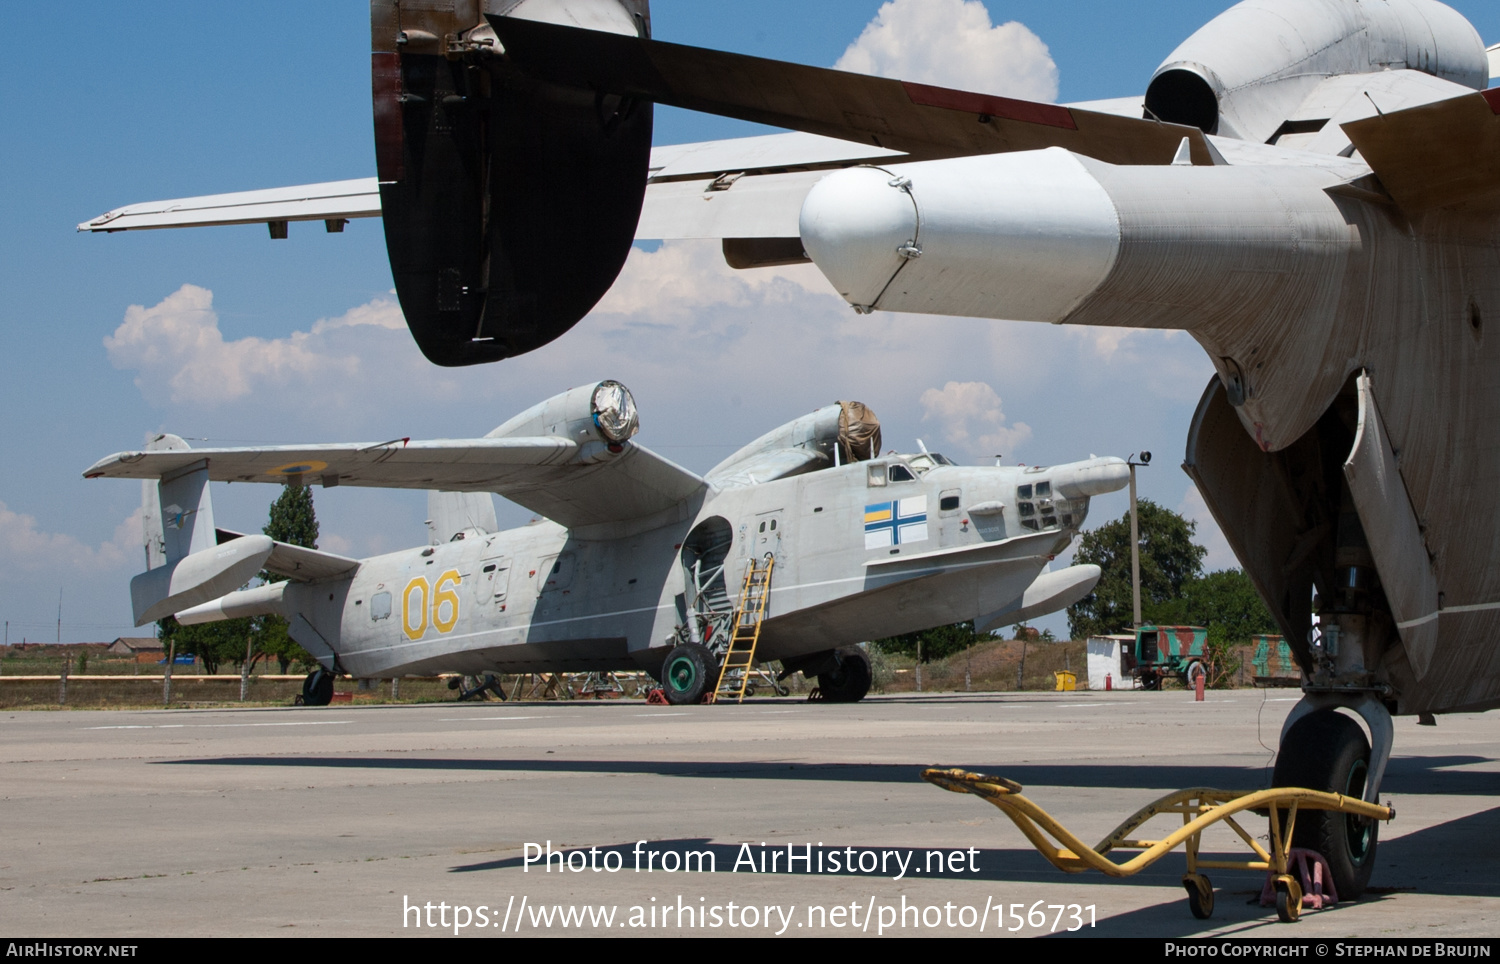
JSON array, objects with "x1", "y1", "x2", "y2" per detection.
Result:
[{"x1": 713, "y1": 554, "x2": 775, "y2": 702}]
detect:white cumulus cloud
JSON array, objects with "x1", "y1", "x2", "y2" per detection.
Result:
[
  {"x1": 102, "y1": 285, "x2": 406, "y2": 407},
  {"x1": 918, "y1": 381, "x2": 1033, "y2": 459},
  {"x1": 0, "y1": 501, "x2": 141, "y2": 580},
  {"x1": 834, "y1": 0, "x2": 1059, "y2": 101}
]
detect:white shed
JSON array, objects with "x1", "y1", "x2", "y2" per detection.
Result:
[{"x1": 1087, "y1": 634, "x2": 1137, "y2": 690}]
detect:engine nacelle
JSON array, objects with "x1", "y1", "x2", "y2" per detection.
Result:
[
  {"x1": 486, "y1": 379, "x2": 640, "y2": 451},
  {"x1": 372, "y1": 0, "x2": 652, "y2": 367},
  {"x1": 1144, "y1": 0, "x2": 1486, "y2": 143}
]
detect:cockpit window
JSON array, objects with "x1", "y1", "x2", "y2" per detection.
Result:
[
  {"x1": 1018, "y1": 484, "x2": 1033, "y2": 499},
  {"x1": 888, "y1": 465, "x2": 917, "y2": 483},
  {"x1": 1036, "y1": 481, "x2": 1052, "y2": 497},
  {"x1": 907, "y1": 452, "x2": 956, "y2": 475},
  {"x1": 867, "y1": 465, "x2": 888, "y2": 487}
]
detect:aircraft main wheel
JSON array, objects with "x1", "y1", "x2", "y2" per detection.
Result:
[
  {"x1": 302, "y1": 669, "x2": 334, "y2": 707},
  {"x1": 662, "y1": 644, "x2": 715, "y2": 705},
  {"x1": 816, "y1": 647, "x2": 872, "y2": 703},
  {"x1": 1272, "y1": 710, "x2": 1378, "y2": 899}
]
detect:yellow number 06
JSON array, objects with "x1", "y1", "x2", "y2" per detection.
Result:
[{"x1": 402, "y1": 570, "x2": 462, "y2": 641}]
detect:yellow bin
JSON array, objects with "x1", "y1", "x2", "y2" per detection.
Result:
[{"x1": 1053, "y1": 670, "x2": 1077, "y2": 692}]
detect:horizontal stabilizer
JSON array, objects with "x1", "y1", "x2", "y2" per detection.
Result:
[
  {"x1": 215, "y1": 529, "x2": 359, "y2": 583},
  {"x1": 78, "y1": 179, "x2": 380, "y2": 233},
  {"x1": 130, "y1": 534, "x2": 273, "y2": 627},
  {"x1": 1343, "y1": 90, "x2": 1500, "y2": 218},
  {"x1": 490, "y1": 17, "x2": 1215, "y2": 167}
]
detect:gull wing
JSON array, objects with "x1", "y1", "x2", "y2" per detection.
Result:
[{"x1": 85, "y1": 437, "x2": 706, "y2": 530}]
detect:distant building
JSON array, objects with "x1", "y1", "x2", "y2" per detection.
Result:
[{"x1": 107, "y1": 637, "x2": 162, "y2": 656}]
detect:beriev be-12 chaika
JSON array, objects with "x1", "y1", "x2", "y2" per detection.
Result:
[{"x1": 84, "y1": 381, "x2": 1128, "y2": 707}]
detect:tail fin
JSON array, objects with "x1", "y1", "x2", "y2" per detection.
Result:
[
  {"x1": 128, "y1": 435, "x2": 273, "y2": 626},
  {"x1": 151, "y1": 434, "x2": 216, "y2": 563},
  {"x1": 426, "y1": 491, "x2": 498, "y2": 545}
]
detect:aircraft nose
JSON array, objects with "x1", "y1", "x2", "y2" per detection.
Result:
[
  {"x1": 799, "y1": 166, "x2": 919, "y2": 310},
  {"x1": 1053, "y1": 457, "x2": 1131, "y2": 498}
]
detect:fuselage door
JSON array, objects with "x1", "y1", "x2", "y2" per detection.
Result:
[
  {"x1": 754, "y1": 509, "x2": 783, "y2": 556},
  {"x1": 938, "y1": 487, "x2": 962, "y2": 546},
  {"x1": 537, "y1": 552, "x2": 576, "y2": 594},
  {"x1": 477, "y1": 553, "x2": 511, "y2": 608}
]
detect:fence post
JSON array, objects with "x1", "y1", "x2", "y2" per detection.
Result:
[{"x1": 163, "y1": 639, "x2": 175, "y2": 705}]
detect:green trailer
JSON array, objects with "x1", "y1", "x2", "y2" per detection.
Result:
[
  {"x1": 1251, "y1": 633, "x2": 1299, "y2": 687},
  {"x1": 1131, "y1": 625, "x2": 1209, "y2": 690}
]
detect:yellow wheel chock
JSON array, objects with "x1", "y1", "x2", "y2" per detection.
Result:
[{"x1": 921, "y1": 768, "x2": 1394, "y2": 923}]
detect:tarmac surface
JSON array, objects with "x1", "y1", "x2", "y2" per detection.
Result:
[{"x1": 2, "y1": 690, "x2": 1497, "y2": 938}]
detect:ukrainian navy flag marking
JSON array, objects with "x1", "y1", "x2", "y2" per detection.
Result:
[{"x1": 864, "y1": 496, "x2": 929, "y2": 549}]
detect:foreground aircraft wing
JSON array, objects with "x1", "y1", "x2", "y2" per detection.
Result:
[
  {"x1": 489, "y1": 16, "x2": 1215, "y2": 168},
  {"x1": 77, "y1": 179, "x2": 381, "y2": 234},
  {"x1": 85, "y1": 437, "x2": 706, "y2": 530},
  {"x1": 1342, "y1": 89, "x2": 1500, "y2": 218}
]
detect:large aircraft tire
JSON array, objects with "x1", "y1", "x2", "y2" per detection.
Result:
[
  {"x1": 816, "y1": 647, "x2": 872, "y2": 703},
  {"x1": 662, "y1": 644, "x2": 716, "y2": 705},
  {"x1": 1271, "y1": 710, "x2": 1378, "y2": 899},
  {"x1": 301, "y1": 669, "x2": 335, "y2": 707}
]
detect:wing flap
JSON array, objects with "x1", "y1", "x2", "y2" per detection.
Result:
[
  {"x1": 649, "y1": 131, "x2": 905, "y2": 179},
  {"x1": 638, "y1": 170, "x2": 825, "y2": 240},
  {"x1": 1343, "y1": 90, "x2": 1500, "y2": 218},
  {"x1": 491, "y1": 17, "x2": 1214, "y2": 168},
  {"x1": 78, "y1": 178, "x2": 381, "y2": 233}
]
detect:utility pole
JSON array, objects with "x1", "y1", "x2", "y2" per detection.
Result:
[
  {"x1": 56, "y1": 588, "x2": 62, "y2": 643},
  {"x1": 1128, "y1": 452, "x2": 1153, "y2": 628}
]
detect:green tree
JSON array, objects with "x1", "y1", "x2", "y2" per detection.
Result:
[
  {"x1": 872, "y1": 621, "x2": 985, "y2": 662},
  {"x1": 253, "y1": 485, "x2": 321, "y2": 673},
  {"x1": 1067, "y1": 500, "x2": 1207, "y2": 639},
  {"x1": 157, "y1": 613, "x2": 250, "y2": 675},
  {"x1": 1148, "y1": 568, "x2": 1278, "y2": 642}
]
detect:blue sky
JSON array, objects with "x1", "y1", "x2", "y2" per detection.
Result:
[{"x1": 2, "y1": 1, "x2": 1495, "y2": 644}]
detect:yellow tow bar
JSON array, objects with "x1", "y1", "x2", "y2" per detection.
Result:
[{"x1": 921, "y1": 768, "x2": 1394, "y2": 923}]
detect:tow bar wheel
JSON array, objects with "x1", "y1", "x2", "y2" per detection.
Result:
[{"x1": 1182, "y1": 873, "x2": 1214, "y2": 919}]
